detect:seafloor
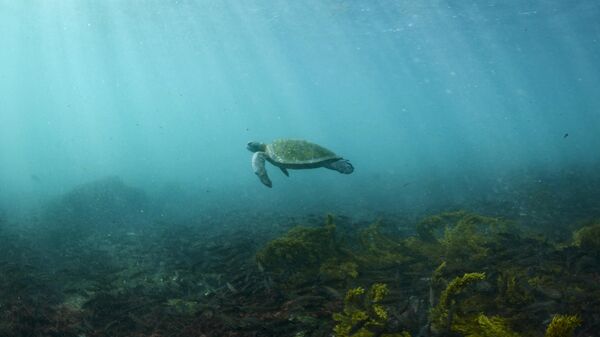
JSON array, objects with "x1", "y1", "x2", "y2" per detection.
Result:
[{"x1": 1, "y1": 173, "x2": 599, "y2": 337}]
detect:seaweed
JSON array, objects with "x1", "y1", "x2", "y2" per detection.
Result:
[
  {"x1": 452, "y1": 314, "x2": 520, "y2": 337},
  {"x1": 544, "y1": 314, "x2": 581, "y2": 337},
  {"x1": 572, "y1": 222, "x2": 600, "y2": 254},
  {"x1": 406, "y1": 211, "x2": 517, "y2": 273},
  {"x1": 255, "y1": 215, "x2": 413, "y2": 287},
  {"x1": 430, "y1": 272, "x2": 486, "y2": 333},
  {"x1": 333, "y1": 283, "x2": 411, "y2": 337},
  {"x1": 495, "y1": 269, "x2": 534, "y2": 307},
  {"x1": 355, "y1": 221, "x2": 411, "y2": 269},
  {"x1": 255, "y1": 214, "x2": 340, "y2": 287},
  {"x1": 428, "y1": 268, "x2": 585, "y2": 337},
  {"x1": 3, "y1": 200, "x2": 600, "y2": 337},
  {"x1": 417, "y1": 210, "x2": 468, "y2": 243},
  {"x1": 319, "y1": 258, "x2": 359, "y2": 281}
]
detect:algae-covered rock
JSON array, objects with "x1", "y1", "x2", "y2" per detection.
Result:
[
  {"x1": 256, "y1": 215, "x2": 338, "y2": 287},
  {"x1": 42, "y1": 176, "x2": 149, "y2": 239},
  {"x1": 573, "y1": 222, "x2": 600, "y2": 254},
  {"x1": 256, "y1": 215, "x2": 411, "y2": 287}
]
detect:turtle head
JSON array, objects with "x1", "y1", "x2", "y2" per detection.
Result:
[{"x1": 247, "y1": 141, "x2": 267, "y2": 152}]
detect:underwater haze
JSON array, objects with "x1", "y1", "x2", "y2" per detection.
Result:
[
  {"x1": 1, "y1": 1, "x2": 600, "y2": 217},
  {"x1": 3, "y1": 1, "x2": 600, "y2": 337}
]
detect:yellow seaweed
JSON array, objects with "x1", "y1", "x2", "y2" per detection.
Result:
[{"x1": 545, "y1": 314, "x2": 582, "y2": 337}]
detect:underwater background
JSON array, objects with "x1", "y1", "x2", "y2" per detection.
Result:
[{"x1": 1, "y1": 1, "x2": 600, "y2": 337}]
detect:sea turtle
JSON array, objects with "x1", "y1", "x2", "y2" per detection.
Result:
[{"x1": 246, "y1": 139, "x2": 354, "y2": 188}]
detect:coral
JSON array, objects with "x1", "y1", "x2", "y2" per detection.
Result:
[{"x1": 544, "y1": 314, "x2": 581, "y2": 337}]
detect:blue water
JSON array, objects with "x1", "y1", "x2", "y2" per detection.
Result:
[{"x1": 1, "y1": 1, "x2": 599, "y2": 217}]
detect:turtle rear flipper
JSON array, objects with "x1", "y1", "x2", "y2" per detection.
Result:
[
  {"x1": 252, "y1": 152, "x2": 272, "y2": 188},
  {"x1": 279, "y1": 167, "x2": 289, "y2": 177}
]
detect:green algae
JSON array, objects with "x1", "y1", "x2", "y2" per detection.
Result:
[
  {"x1": 453, "y1": 314, "x2": 521, "y2": 337},
  {"x1": 320, "y1": 258, "x2": 359, "y2": 281},
  {"x1": 255, "y1": 215, "x2": 410, "y2": 287},
  {"x1": 255, "y1": 215, "x2": 338, "y2": 287},
  {"x1": 573, "y1": 222, "x2": 600, "y2": 254},
  {"x1": 165, "y1": 298, "x2": 200, "y2": 315},
  {"x1": 496, "y1": 269, "x2": 534, "y2": 307},
  {"x1": 545, "y1": 314, "x2": 582, "y2": 337},
  {"x1": 333, "y1": 283, "x2": 410, "y2": 337},
  {"x1": 252, "y1": 210, "x2": 590, "y2": 337},
  {"x1": 355, "y1": 221, "x2": 411, "y2": 269},
  {"x1": 430, "y1": 272, "x2": 486, "y2": 333}
]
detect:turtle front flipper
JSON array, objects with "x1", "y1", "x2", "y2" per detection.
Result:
[
  {"x1": 279, "y1": 167, "x2": 289, "y2": 177},
  {"x1": 252, "y1": 152, "x2": 272, "y2": 188}
]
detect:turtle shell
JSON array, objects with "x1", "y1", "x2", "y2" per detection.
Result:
[{"x1": 266, "y1": 139, "x2": 340, "y2": 165}]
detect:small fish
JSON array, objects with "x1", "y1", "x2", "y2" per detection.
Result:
[
  {"x1": 226, "y1": 282, "x2": 238, "y2": 293},
  {"x1": 263, "y1": 276, "x2": 273, "y2": 291},
  {"x1": 518, "y1": 10, "x2": 537, "y2": 16},
  {"x1": 563, "y1": 133, "x2": 569, "y2": 138},
  {"x1": 322, "y1": 286, "x2": 342, "y2": 299},
  {"x1": 429, "y1": 285, "x2": 435, "y2": 308}
]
